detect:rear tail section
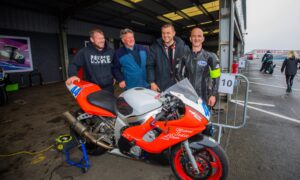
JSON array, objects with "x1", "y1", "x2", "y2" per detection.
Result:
[
  {"x1": 66, "y1": 80, "x2": 116, "y2": 117},
  {"x1": 66, "y1": 80, "x2": 100, "y2": 99}
]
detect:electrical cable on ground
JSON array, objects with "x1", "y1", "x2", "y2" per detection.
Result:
[{"x1": 0, "y1": 145, "x2": 55, "y2": 157}]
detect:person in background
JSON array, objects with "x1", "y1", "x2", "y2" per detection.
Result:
[
  {"x1": 147, "y1": 24, "x2": 190, "y2": 92},
  {"x1": 66, "y1": 27, "x2": 123, "y2": 93},
  {"x1": 177, "y1": 27, "x2": 220, "y2": 106},
  {"x1": 260, "y1": 50, "x2": 273, "y2": 73},
  {"x1": 232, "y1": 60, "x2": 239, "y2": 74},
  {"x1": 114, "y1": 28, "x2": 149, "y2": 89},
  {"x1": 281, "y1": 51, "x2": 300, "y2": 93}
]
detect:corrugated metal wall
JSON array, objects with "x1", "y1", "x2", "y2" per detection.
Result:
[
  {"x1": 0, "y1": 6, "x2": 155, "y2": 86},
  {"x1": 0, "y1": 28, "x2": 62, "y2": 85},
  {"x1": 0, "y1": 7, "x2": 62, "y2": 85},
  {"x1": 67, "y1": 20, "x2": 154, "y2": 43},
  {"x1": 0, "y1": 7, "x2": 59, "y2": 34},
  {"x1": 0, "y1": 7, "x2": 154, "y2": 43}
]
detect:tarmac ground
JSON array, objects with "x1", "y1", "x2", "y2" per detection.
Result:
[{"x1": 0, "y1": 59, "x2": 299, "y2": 180}]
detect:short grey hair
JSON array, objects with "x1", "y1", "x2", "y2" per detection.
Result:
[{"x1": 120, "y1": 28, "x2": 134, "y2": 39}]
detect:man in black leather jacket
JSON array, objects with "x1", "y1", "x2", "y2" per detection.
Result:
[{"x1": 177, "y1": 28, "x2": 220, "y2": 106}]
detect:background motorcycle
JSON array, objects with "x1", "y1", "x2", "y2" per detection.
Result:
[
  {"x1": 65, "y1": 79, "x2": 229, "y2": 180},
  {"x1": 264, "y1": 61, "x2": 276, "y2": 74}
]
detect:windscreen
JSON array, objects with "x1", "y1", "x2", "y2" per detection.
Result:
[{"x1": 162, "y1": 78, "x2": 199, "y2": 103}]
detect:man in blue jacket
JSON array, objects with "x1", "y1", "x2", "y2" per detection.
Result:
[
  {"x1": 114, "y1": 28, "x2": 149, "y2": 89},
  {"x1": 66, "y1": 27, "x2": 123, "y2": 93},
  {"x1": 147, "y1": 24, "x2": 190, "y2": 91}
]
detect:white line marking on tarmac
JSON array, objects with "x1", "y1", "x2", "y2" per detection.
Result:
[
  {"x1": 250, "y1": 81, "x2": 300, "y2": 91},
  {"x1": 291, "y1": 108, "x2": 298, "y2": 117},
  {"x1": 231, "y1": 101, "x2": 300, "y2": 124},
  {"x1": 249, "y1": 78, "x2": 263, "y2": 80},
  {"x1": 231, "y1": 100, "x2": 275, "y2": 107}
]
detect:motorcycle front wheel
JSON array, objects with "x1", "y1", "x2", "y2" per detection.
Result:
[{"x1": 170, "y1": 143, "x2": 228, "y2": 180}]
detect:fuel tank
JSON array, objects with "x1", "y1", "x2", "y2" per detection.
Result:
[{"x1": 116, "y1": 87, "x2": 162, "y2": 125}]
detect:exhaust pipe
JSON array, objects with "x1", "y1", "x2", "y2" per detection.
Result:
[{"x1": 63, "y1": 111, "x2": 113, "y2": 150}]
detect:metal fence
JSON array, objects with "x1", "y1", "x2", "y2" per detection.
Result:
[{"x1": 210, "y1": 73, "x2": 250, "y2": 144}]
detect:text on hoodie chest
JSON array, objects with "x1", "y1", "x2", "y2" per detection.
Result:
[{"x1": 90, "y1": 55, "x2": 111, "y2": 64}]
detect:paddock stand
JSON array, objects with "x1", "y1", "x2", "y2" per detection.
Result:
[{"x1": 56, "y1": 134, "x2": 90, "y2": 173}]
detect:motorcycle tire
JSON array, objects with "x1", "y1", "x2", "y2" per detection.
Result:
[
  {"x1": 170, "y1": 142, "x2": 228, "y2": 180},
  {"x1": 269, "y1": 68, "x2": 274, "y2": 74},
  {"x1": 69, "y1": 127, "x2": 107, "y2": 156},
  {"x1": 0, "y1": 86, "x2": 8, "y2": 106},
  {"x1": 69, "y1": 109, "x2": 107, "y2": 156}
]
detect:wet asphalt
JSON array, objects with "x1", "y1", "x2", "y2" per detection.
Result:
[
  {"x1": 0, "y1": 59, "x2": 299, "y2": 180},
  {"x1": 224, "y1": 59, "x2": 300, "y2": 180}
]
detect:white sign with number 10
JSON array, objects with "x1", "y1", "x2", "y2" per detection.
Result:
[{"x1": 218, "y1": 73, "x2": 236, "y2": 94}]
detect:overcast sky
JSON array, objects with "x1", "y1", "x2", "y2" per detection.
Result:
[{"x1": 245, "y1": 0, "x2": 300, "y2": 52}]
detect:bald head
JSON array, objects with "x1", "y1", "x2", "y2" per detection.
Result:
[
  {"x1": 191, "y1": 28, "x2": 204, "y2": 36},
  {"x1": 190, "y1": 27, "x2": 205, "y2": 50}
]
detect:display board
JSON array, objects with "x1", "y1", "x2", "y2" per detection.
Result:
[{"x1": 0, "y1": 35, "x2": 33, "y2": 73}]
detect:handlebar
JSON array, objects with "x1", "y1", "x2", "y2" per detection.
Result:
[
  {"x1": 149, "y1": 94, "x2": 181, "y2": 133},
  {"x1": 150, "y1": 110, "x2": 169, "y2": 134},
  {"x1": 150, "y1": 110, "x2": 166, "y2": 126}
]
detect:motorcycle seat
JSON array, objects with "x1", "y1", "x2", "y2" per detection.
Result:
[{"x1": 87, "y1": 90, "x2": 116, "y2": 114}]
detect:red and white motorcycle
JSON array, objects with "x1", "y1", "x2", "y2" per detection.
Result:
[{"x1": 65, "y1": 78, "x2": 229, "y2": 179}]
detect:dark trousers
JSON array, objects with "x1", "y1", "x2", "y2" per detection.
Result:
[
  {"x1": 101, "y1": 85, "x2": 114, "y2": 94},
  {"x1": 285, "y1": 75, "x2": 295, "y2": 89}
]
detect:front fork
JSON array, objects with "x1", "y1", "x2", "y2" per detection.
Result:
[{"x1": 182, "y1": 140, "x2": 200, "y2": 174}]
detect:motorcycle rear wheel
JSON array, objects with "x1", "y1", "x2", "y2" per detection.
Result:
[
  {"x1": 69, "y1": 127, "x2": 107, "y2": 156},
  {"x1": 170, "y1": 143, "x2": 228, "y2": 180},
  {"x1": 69, "y1": 110, "x2": 108, "y2": 156}
]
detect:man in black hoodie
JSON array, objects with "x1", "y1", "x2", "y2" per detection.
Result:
[
  {"x1": 147, "y1": 24, "x2": 190, "y2": 91},
  {"x1": 66, "y1": 27, "x2": 124, "y2": 93}
]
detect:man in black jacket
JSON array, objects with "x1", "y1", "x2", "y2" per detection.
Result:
[
  {"x1": 178, "y1": 27, "x2": 220, "y2": 106},
  {"x1": 66, "y1": 27, "x2": 123, "y2": 93},
  {"x1": 147, "y1": 24, "x2": 190, "y2": 91}
]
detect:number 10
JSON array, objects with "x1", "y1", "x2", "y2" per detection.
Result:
[{"x1": 222, "y1": 79, "x2": 233, "y2": 87}]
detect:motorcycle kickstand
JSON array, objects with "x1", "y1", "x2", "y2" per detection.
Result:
[{"x1": 183, "y1": 140, "x2": 200, "y2": 174}]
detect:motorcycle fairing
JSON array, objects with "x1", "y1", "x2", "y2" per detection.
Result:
[
  {"x1": 188, "y1": 134, "x2": 218, "y2": 149},
  {"x1": 121, "y1": 106, "x2": 208, "y2": 154},
  {"x1": 67, "y1": 80, "x2": 116, "y2": 117},
  {"x1": 170, "y1": 91, "x2": 210, "y2": 120}
]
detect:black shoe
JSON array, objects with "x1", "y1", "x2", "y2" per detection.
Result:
[{"x1": 287, "y1": 86, "x2": 292, "y2": 93}]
